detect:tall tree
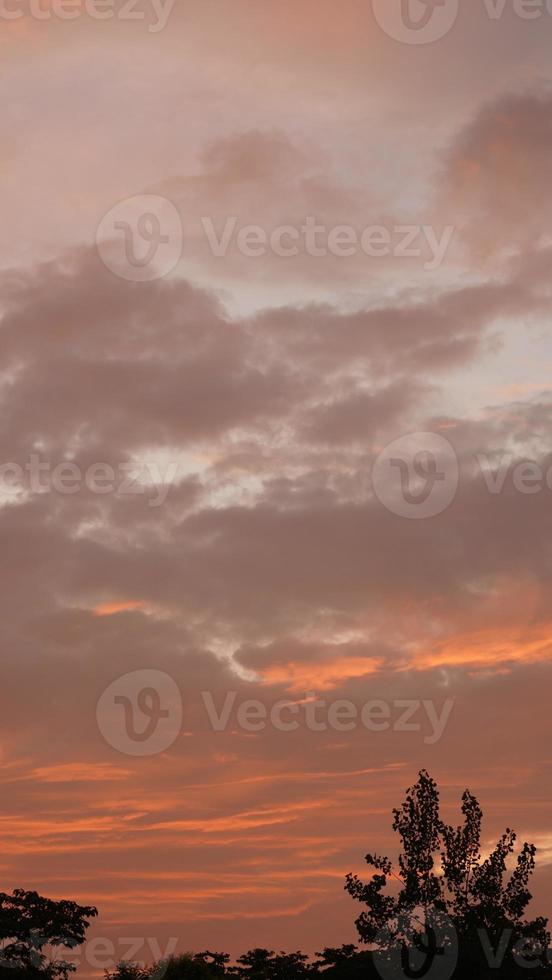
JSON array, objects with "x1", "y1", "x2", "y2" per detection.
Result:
[{"x1": 345, "y1": 771, "x2": 550, "y2": 974}]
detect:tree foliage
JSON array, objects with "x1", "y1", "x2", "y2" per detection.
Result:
[
  {"x1": 345, "y1": 770, "x2": 550, "y2": 973},
  {"x1": 0, "y1": 888, "x2": 97, "y2": 979}
]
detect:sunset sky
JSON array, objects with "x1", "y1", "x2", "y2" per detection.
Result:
[{"x1": 2, "y1": 0, "x2": 552, "y2": 972}]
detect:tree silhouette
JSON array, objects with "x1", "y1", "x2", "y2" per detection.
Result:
[
  {"x1": 194, "y1": 953, "x2": 230, "y2": 976},
  {"x1": 345, "y1": 770, "x2": 551, "y2": 975},
  {"x1": 0, "y1": 889, "x2": 97, "y2": 979},
  {"x1": 231, "y1": 950, "x2": 314, "y2": 980}
]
